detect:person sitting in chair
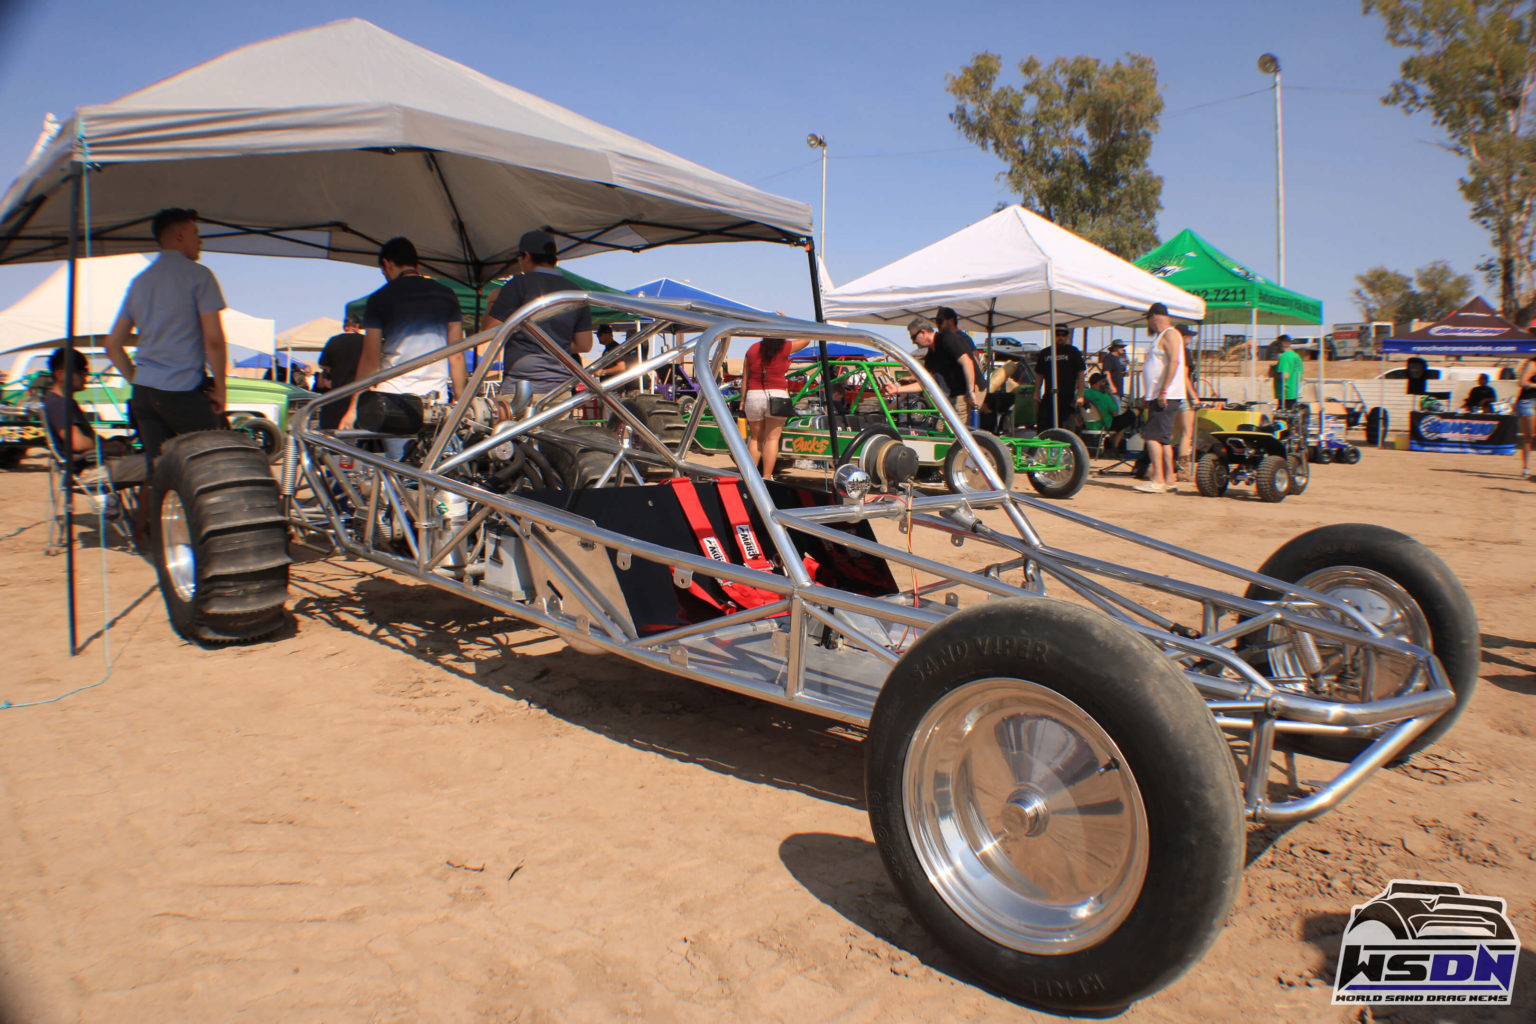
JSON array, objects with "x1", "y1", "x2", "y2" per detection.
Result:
[
  {"x1": 42, "y1": 347, "x2": 149, "y2": 536},
  {"x1": 1083, "y1": 372, "x2": 1138, "y2": 453}
]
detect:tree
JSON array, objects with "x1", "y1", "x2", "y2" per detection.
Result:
[
  {"x1": 1407, "y1": 259, "x2": 1474, "y2": 319},
  {"x1": 946, "y1": 53, "x2": 1164, "y2": 259},
  {"x1": 1352, "y1": 260, "x2": 1473, "y2": 323},
  {"x1": 1365, "y1": 0, "x2": 1536, "y2": 321},
  {"x1": 1353, "y1": 267, "x2": 1414, "y2": 323}
]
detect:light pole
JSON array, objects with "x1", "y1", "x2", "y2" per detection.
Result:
[
  {"x1": 806, "y1": 133, "x2": 827, "y2": 258},
  {"x1": 1257, "y1": 54, "x2": 1284, "y2": 285}
]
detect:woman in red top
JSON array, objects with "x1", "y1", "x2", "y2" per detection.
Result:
[{"x1": 741, "y1": 336, "x2": 810, "y2": 477}]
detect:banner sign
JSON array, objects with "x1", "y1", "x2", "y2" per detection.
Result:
[
  {"x1": 1409, "y1": 412, "x2": 1517, "y2": 455},
  {"x1": 1382, "y1": 340, "x2": 1536, "y2": 355}
]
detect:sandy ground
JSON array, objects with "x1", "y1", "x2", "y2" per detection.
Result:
[{"x1": 0, "y1": 439, "x2": 1532, "y2": 1024}]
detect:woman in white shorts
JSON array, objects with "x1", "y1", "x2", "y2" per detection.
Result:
[
  {"x1": 1516, "y1": 353, "x2": 1536, "y2": 479},
  {"x1": 741, "y1": 336, "x2": 810, "y2": 477}
]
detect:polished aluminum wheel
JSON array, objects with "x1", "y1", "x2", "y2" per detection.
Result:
[
  {"x1": 1028, "y1": 448, "x2": 1078, "y2": 491},
  {"x1": 1268, "y1": 566, "x2": 1431, "y2": 702},
  {"x1": 902, "y1": 677, "x2": 1149, "y2": 955},
  {"x1": 948, "y1": 446, "x2": 996, "y2": 492},
  {"x1": 160, "y1": 491, "x2": 197, "y2": 603}
]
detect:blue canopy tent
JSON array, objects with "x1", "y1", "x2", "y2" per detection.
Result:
[
  {"x1": 1381, "y1": 297, "x2": 1536, "y2": 356},
  {"x1": 234, "y1": 349, "x2": 303, "y2": 370},
  {"x1": 789, "y1": 343, "x2": 878, "y2": 360},
  {"x1": 625, "y1": 278, "x2": 768, "y2": 316}
]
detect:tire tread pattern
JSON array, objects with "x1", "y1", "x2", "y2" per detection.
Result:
[{"x1": 150, "y1": 431, "x2": 289, "y2": 645}]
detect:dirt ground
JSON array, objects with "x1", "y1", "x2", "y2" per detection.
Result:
[{"x1": 0, "y1": 439, "x2": 1531, "y2": 1024}]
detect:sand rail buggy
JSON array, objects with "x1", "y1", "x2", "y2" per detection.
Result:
[
  {"x1": 685, "y1": 354, "x2": 1090, "y2": 499},
  {"x1": 145, "y1": 292, "x2": 1478, "y2": 1013}
]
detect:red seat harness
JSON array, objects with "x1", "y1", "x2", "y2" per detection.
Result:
[{"x1": 666, "y1": 477, "x2": 785, "y2": 614}]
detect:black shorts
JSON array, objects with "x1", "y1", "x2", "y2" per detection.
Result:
[
  {"x1": 1142, "y1": 400, "x2": 1183, "y2": 445},
  {"x1": 130, "y1": 384, "x2": 221, "y2": 459}
]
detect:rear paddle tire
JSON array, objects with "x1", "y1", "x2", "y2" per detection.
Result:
[
  {"x1": 867, "y1": 599, "x2": 1244, "y2": 1013},
  {"x1": 150, "y1": 431, "x2": 290, "y2": 645},
  {"x1": 1244, "y1": 524, "x2": 1478, "y2": 762},
  {"x1": 1023, "y1": 427, "x2": 1088, "y2": 499}
]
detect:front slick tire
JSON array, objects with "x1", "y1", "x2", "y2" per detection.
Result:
[
  {"x1": 1245, "y1": 523, "x2": 1478, "y2": 762},
  {"x1": 866, "y1": 598, "x2": 1243, "y2": 1013},
  {"x1": 150, "y1": 431, "x2": 290, "y2": 645}
]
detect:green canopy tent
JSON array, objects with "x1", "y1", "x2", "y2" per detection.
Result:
[
  {"x1": 344, "y1": 268, "x2": 631, "y2": 330},
  {"x1": 1135, "y1": 228, "x2": 1322, "y2": 399}
]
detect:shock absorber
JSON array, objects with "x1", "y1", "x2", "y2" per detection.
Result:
[{"x1": 280, "y1": 434, "x2": 300, "y2": 496}]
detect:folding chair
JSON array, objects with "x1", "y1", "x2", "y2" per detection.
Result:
[{"x1": 32, "y1": 402, "x2": 141, "y2": 549}]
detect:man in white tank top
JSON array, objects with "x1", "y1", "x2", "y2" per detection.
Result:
[{"x1": 1136, "y1": 302, "x2": 1188, "y2": 493}]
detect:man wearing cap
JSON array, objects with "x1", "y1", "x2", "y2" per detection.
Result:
[
  {"x1": 483, "y1": 229, "x2": 594, "y2": 399},
  {"x1": 1033, "y1": 325, "x2": 1087, "y2": 431},
  {"x1": 1099, "y1": 339, "x2": 1129, "y2": 397},
  {"x1": 1136, "y1": 302, "x2": 1190, "y2": 493},
  {"x1": 338, "y1": 237, "x2": 468, "y2": 450},
  {"x1": 883, "y1": 311, "x2": 981, "y2": 422},
  {"x1": 104, "y1": 207, "x2": 227, "y2": 462}
]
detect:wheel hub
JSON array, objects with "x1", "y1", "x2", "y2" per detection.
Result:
[
  {"x1": 903, "y1": 677, "x2": 1148, "y2": 955},
  {"x1": 1001, "y1": 787, "x2": 1051, "y2": 837},
  {"x1": 160, "y1": 491, "x2": 197, "y2": 603}
]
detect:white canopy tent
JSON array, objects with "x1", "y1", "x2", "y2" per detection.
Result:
[
  {"x1": 0, "y1": 253, "x2": 275, "y2": 361},
  {"x1": 275, "y1": 317, "x2": 342, "y2": 353},
  {"x1": 823, "y1": 205, "x2": 1204, "y2": 332},
  {"x1": 0, "y1": 18, "x2": 812, "y2": 282},
  {"x1": 0, "y1": 18, "x2": 813, "y2": 654}
]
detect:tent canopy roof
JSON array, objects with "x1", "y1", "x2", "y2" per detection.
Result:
[
  {"x1": 0, "y1": 19, "x2": 811, "y2": 283},
  {"x1": 821, "y1": 205, "x2": 1203, "y2": 332},
  {"x1": 1383, "y1": 296, "x2": 1536, "y2": 355},
  {"x1": 1133, "y1": 228, "x2": 1321, "y2": 325},
  {"x1": 625, "y1": 277, "x2": 767, "y2": 316}
]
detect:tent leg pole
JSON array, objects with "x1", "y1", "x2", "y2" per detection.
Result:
[
  {"x1": 806, "y1": 240, "x2": 838, "y2": 476},
  {"x1": 1047, "y1": 296, "x2": 1059, "y2": 430},
  {"x1": 63, "y1": 166, "x2": 81, "y2": 656},
  {"x1": 986, "y1": 301, "x2": 997, "y2": 433},
  {"x1": 1250, "y1": 308, "x2": 1258, "y2": 405}
]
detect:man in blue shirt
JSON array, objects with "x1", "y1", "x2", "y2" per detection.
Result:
[{"x1": 104, "y1": 208, "x2": 226, "y2": 459}]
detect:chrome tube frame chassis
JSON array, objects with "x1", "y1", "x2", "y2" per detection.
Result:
[{"x1": 284, "y1": 292, "x2": 1456, "y2": 827}]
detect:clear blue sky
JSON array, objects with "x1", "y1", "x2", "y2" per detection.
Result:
[{"x1": 0, "y1": 0, "x2": 1489, "y2": 345}]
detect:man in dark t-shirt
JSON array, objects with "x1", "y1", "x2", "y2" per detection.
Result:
[
  {"x1": 41, "y1": 347, "x2": 147, "y2": 487},
  {"x1": 339, "y1": 237, "x2": 467, "y2": 442},
  {"x1": 1462, "y1": 374, "x2": 1497, "y2": 413},
  {"x1": 882, "y1": 312, "x2": 981, "y2": 424},
  {"x1": 1034, "y1": 324, "x2": 1087, "y2": 430},
  {"x1": 316, "y1": 324, "x2": 365, "y2": 429},
  {"x1": 930, "y1": 306, "x2": 981, "y2": 424},
  {"x1": 483, "y1": 229, "x2": 593, "y2": 397},
  {"x1": 1100, "y1": 340, "x2": 1129, "y2": 397}
]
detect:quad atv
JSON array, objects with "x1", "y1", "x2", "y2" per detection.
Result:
[
  {"x1": 146, "y1": 293, "x2": 1477, "y2": 1015},
  {"x1": 1196, "y1": 407, "x2": 1311, "y2": 502}
]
